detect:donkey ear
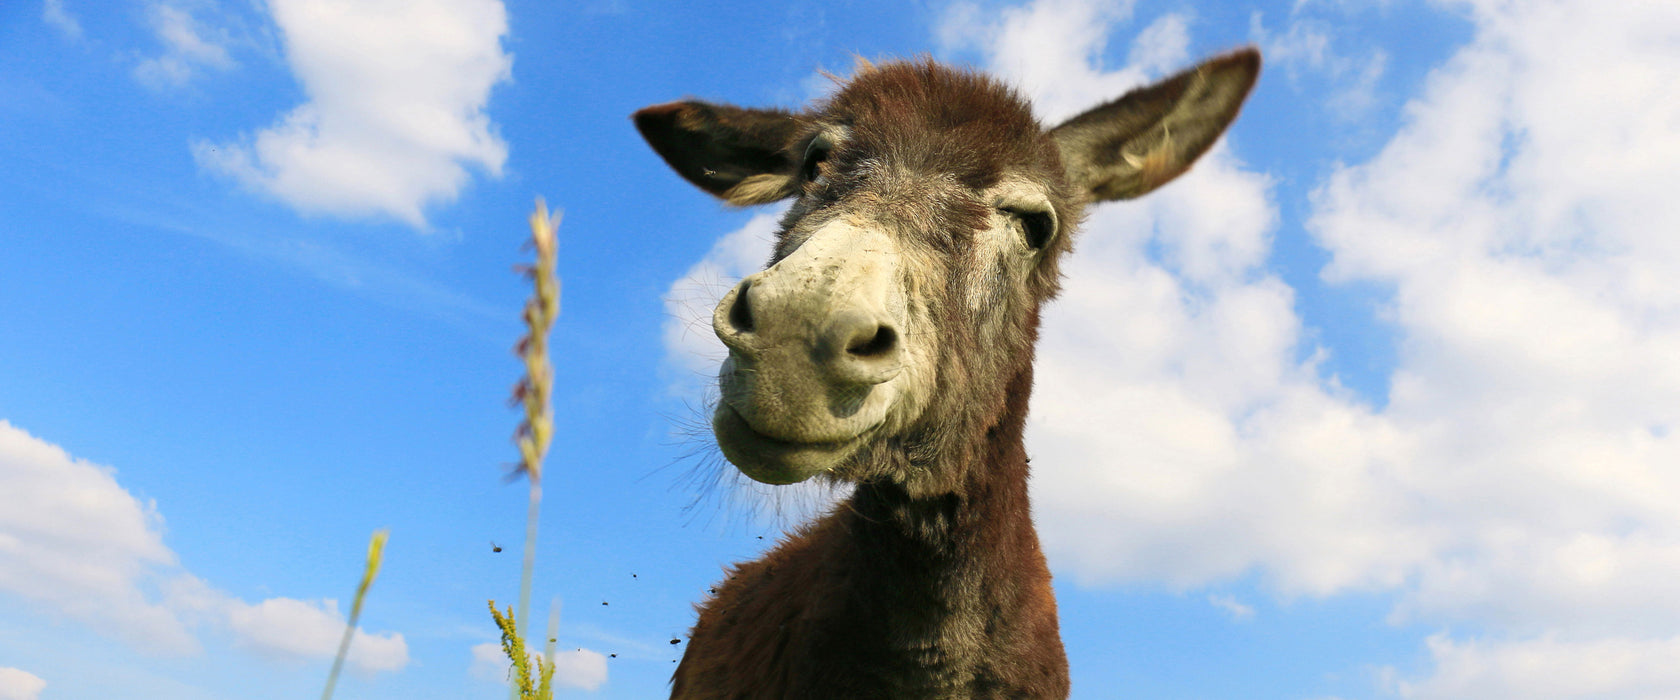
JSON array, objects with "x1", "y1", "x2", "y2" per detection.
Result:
[
  {"x1": 1050, "y1": 48, "x2": 1260, "y2": 202},
  {"x1": 633, "y1": 101, "x2": 806, "y2": 205}
]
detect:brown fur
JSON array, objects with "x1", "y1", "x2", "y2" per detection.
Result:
[{"x1": 635, "y1": 50, "x2": 1261, "y2": 700}]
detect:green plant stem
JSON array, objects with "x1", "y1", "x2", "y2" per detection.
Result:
[
  {"x1": 517, "y1": 478, "x2": 541, "y2": 652},
  {"x1": 323, "y1": 528, "x2": 388, "y2": 700},
  {"x1": 538, "y1": 600, "x2": 560, "y2": 700}
]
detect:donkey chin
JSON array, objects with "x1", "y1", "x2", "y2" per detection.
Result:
[
  {"x1": 711, "y1": 404, "x2": 861, "y2": 485},
  {"x1": 711, "y1": 346, "x2": 906, "y2": 484}
]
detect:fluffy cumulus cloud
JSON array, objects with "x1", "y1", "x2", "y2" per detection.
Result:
[
  {"x1": 469, "y1": 641, "x2": 608, "y2": 691},
  {"x1": 226, "y1": 597, "x2": 408, "y2": 672},
  {"x1": 1382, "y1": 634, "x2": 1680, "y2": 700},
  {"x1": 0, "y1": 421, "x2": 407, "y2": 673},
  {"x1": 0, "y1": 420, "x2": 197, "y2": 652},
  {"x1": 196, "y1": 0, "x2": 512, "y2": 227},
  {"x1": 0, "y1": 668, "x2": 47, "y2": 700},
  {"x1": 945, "y1": 0, "x2": 1390, "y2": 596},
  {"x1": 657, "y1": 0, "x2": 1680, "y2": 694},
  {"x1": 945, "y1": 0, "x2": 1680, "y2": 695},
  {"x1": 1308, "y1": 0, "x2": 1680, "y2": 692},
  {"x1": 662, "y1": 211, "x2": 781, "y2": 398},
  {"x1": 940, "y1": 0, "x2": 1151, "y2": 122}
]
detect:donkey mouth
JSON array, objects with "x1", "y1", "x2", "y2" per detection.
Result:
[{"x1": 712, "y1": 403, "x2": 869, "y2": 484}]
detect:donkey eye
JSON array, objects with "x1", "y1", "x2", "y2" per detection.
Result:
[
  {"x1": 1003, "y1": 207, "x2": 1055, "y2": 251},
  {"x1": 801, "y1": 136, "x2": 832, "y2": 183}
]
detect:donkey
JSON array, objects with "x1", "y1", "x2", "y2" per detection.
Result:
[{"x1": 635, "y1": 47, "x2": 1259, "y2": 699}]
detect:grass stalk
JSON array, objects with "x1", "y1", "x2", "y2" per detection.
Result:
[
  {"x1": 537, "y1": 599, "x2": 560, "y2": 700},
  {"x1": 321, "y1": 528, "x2": 389, "y2": 700},
  {"x1": 518, "y1": 477, "x2": 543, "y2": 657},
  {"x1": 502, "y1": 199, "x2": 561, "y2": 699}
]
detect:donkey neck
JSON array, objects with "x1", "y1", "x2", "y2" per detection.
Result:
[
  {"x1": 823, "y1": 365, "x2": 1053, "y2": 672},
  {"x1": 846, "y1": 398, "x2": 1036, "y2": 562},
  {"x1": 855, "y1": 355, "x2": 1039, "y2": 535}
]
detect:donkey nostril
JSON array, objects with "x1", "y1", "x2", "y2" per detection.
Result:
[
  {"x1": 846, "y1": 325, "x2": 897, "y2": 358},
  {"x1": 728, "y1": 279, "x2": 755, "y2": 334},
  {"x1": 819, "y1": 310, "x2": 903, "y2": 385}
]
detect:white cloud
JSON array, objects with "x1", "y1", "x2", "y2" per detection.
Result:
[
  {"x1": 1126, "y1": 12, "x2": 1191, "y2": 75},
  {"x1": 0, "y1": 668, "x2": 46, "y2": 700},
  {"x1": 662, "y1": 211, "x2": 780, "y2": 398},
  {"x1": 942, "y1": 0, "x2": 1680, "y2": 695},
  {"x1": 196, "y1": 0, "x2": 512, "y2": 227},
  {"x1": 1026, "y1": 167, "x2": 1417, "y2": 595},
  {"x1": 939, "y1": 0, "x2": 1147, "y2": 122},
  {"x1": 469, "y1": 641, "x2": 608, "y2": 691},
  {"x1": 1394, "y1": 634, "x2": 1680, "y2": 700},
  {"x1": 944, "y1": 0, "x2": 1376, "y2": 596},
  {"x1": 1305, "y1": 3, "x2": 1680, "y2": 691},
  {"x1": 42, "y1": 0, "x2": 81, "y2": 39},
  {"x1": 0, "y1": 421, "x2": 408, "y2": 672},
  {"x1": 1248, "y1": 9, "x2": 1388, "y2": 121},
  {"x1": 134, "y1": 1, "x2": 236, "y2": 89},
  {"x1": 1251, "y1": 11, "x2": 1330, "y2": 67},
  {"x1": 227, "y1": 597, "x2": 409, "y2": 673},
  {"x1": 1208, "y1": 594, "x2": 1255, "y2": 621},
  {"x1": 0, "y1": 420, "x2": 196, "y2": 653}
]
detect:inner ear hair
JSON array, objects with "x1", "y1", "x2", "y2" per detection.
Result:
[
  {"x1": 724, "y1": 173, "x2": 798, "y2": 206},
  {"x1": 633, "y1": 100, "x2": 806, "y2": 201},
  {"x1": 1051, "y1": 48, "x2": 1261, "y2": 201}
]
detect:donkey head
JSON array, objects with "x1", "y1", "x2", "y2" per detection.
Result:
[{"x1": 636, "y1": 50, "x2": 1259, "y2": 494}]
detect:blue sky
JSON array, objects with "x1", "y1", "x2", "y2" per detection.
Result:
[{"x1": 4, "y1": 0, "x2": 1679, "y2": 698}]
